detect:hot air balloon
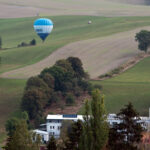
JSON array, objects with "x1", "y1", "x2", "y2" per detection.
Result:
[{"x1": 33, "y1": 18, "x2": 53, "y2": 42}]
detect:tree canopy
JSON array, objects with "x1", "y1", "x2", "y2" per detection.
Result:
[
  {"x1": 21, "y1": 57, "x2": 93, "y2": 124},
  {"x1": 5, "y1": 111, "x2": 29, "y2": 137},
  {"x1": 135, "y1": 30, "x2": 150, "y2": 53},
  {"x1": 4, "y1": 120, "x2": 41, "y2": 150}
]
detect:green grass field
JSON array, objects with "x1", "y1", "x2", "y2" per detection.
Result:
[
  {"x1": 1, "y1": 16, "x2": 150, "y2": 73},
  {"x1": 0, "y1": 78, "x2": 26, "y2": 146},
  {"x1": 91, "y1": 56, "x2": 150, "y2": 116},
  {"x1": 1, "y1": 15, "x2": 150, "y2": 144}
]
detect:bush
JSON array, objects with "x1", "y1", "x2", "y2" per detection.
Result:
[
  {"x1": 18, "y1": 42, "x2": 28, "y2": 47},
  {"x1": 99, "y1": 73, "x2": 112, "y2": 78},
  {"x1": 66, "y1": 93, "x2": 75, "y2": 105},
  {"x1": 78, "y1": 80, "x2": 90, "y2": 91},
  {"x1": 18, "y1": 39, "x2": 36, "y2": 47},
  {"x1": 30, "y1": 39, "x2": 36, "y2": 46},
  {"x1": 93, "y1": 84, "x2": 103, "y2": 90},
  {"x1": 73, "y1": 86, "x2": 82, "y2": 97},
  {"x1": 111, "y1": 67, "x2": 123, "y2": 74}
]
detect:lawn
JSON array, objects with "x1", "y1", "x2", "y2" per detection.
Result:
[{"x1": 91, "y1": 56, "x2": 150, "y2": 116}]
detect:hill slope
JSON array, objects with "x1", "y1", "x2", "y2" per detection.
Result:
[
  {"x1": 2, "y1": 26, "x2": 150, "y2": 79},
  {"x1": 1, "y1": 16, "x2": 150, "y2": 78},
  {"x1": 92, "y1": 56, "x2": 150, "y2": 115},
  {"x1": 1, "y1": 0, "x2": 150, "y2": 17},
  {"x1": 1, "y1": 16, "x2": 150, "y2": 144}
]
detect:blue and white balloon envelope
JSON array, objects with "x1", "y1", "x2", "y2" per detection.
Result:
[{"x1": 33, "y1": 18, "x2": 53, "y2": 41}]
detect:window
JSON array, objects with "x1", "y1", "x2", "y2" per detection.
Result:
[{"x1": 53, "y1": 126, "x2": 55, "y2": 129}]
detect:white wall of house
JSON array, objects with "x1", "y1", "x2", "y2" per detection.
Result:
[{"x1": 46, "y1": 121, "x2": 62, "y2": 138}]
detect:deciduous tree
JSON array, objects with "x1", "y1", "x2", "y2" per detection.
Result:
[
  {"x1": 80, "y1": 89, "x2": 108, "y2": 150},
  {"x1": 79, "y1": 100, "x2": 92, "y2": 150},
  {"x1": 21, "y1": 88, "x2": 45, "y2": 119},
  {"x1": 67, "y1": 57, "x2": 87, "y2": 79},
  {"x1": 5, "y1": 111, "x2": 29, "y2": 136},
  {"x1": 47, "y1": 136, "x2": 57, "y2": 150},
  {"x1": 4, "y1": 120, "x2": 41, "y2": 150},
  {"x1": 63, "y1": 120, "x2": 83, "y2": 150},
  {"x1": 135, "y1": 30, "x2": 150, "y2": 53}
]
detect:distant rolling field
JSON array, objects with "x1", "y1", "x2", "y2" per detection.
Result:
[
  {"x1": 91, "y1": 56, "x2": 150, "y2": 116},
  {"x1": 1, "y1": 0, "x2": 150, "y2": 17},
  {"x1": 4, "y1": 26, "x2": 150, "y2": 79},
  {"x1": 1, "y1": 15, "x2": 150, "y2": 144},
  {"x1": 1, "y1": 16, "x2": 150, "y2": 77}
]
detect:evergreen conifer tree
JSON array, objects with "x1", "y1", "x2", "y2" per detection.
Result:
[
  {"x1": 63, "y1": 120, "x2": 83, "y2": 150},
  {"x1": 47, "y1": 136, "x2": 57, "y2": 150},
  {"x1": 108, "y1": 102, "x2": 143, "y2": 150}
]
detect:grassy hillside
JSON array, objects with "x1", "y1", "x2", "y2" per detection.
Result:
[
  {"x1": 1, "y1": 16, "x2": 150, "y2": 74},
  {"x1": 1, "y1": 15, "x2": 150, "y2": 144},
  {"x1": 0, "y1": 78, "x2": 26, "y2": 145},
  {"x1": 91, "y1": 56, "x2": 150, "y2": 116}
]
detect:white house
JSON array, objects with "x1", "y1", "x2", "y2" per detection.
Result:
[
  {"x1": 33, "y1": 114, "x2": 84, "y2": 143},
  {"x1": 34, "y1": 114, "x2": 150, "y2": 143},
  {"x1": 46, "y1": 114, "x2": 83, "y2": 138}
]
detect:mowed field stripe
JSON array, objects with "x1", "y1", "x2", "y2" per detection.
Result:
[{"x1": 1, "y1": 26, "x2": 150, "y2": 79}]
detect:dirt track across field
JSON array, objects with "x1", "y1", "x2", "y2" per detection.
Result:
[
  {"x1": 1, "y1": 26, "x2": 150, "y2": 79},
  {"x1": 1, "y1": 0, "x2": 150, "y2": 18}
]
